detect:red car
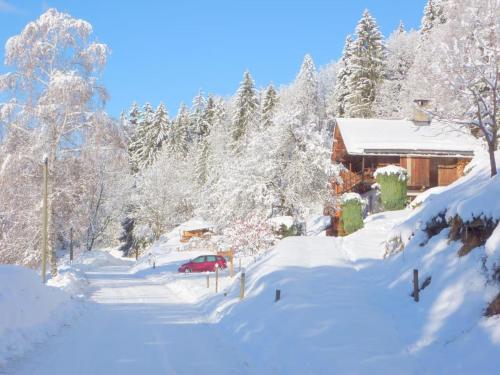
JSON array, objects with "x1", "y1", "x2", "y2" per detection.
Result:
[{"x1": 178, "y1": 255, "x2": 227, "y2": 273}]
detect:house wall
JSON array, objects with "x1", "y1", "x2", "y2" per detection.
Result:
[
  {"x1": 400, "y1": 157, "x2": 471, "y2": 189},
  {"x1": 332, "y1": 126, "x2": 347, "y2": 162},
  {"x1": 400, "y1": 157, "x2": 430, "y2": 188}
]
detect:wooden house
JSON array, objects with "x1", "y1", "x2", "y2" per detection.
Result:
[
  {"x1": 331, "y1": 118, "x2": 477, "y2": 196},
  {"x1": 328, "y1": 103, "x2": 479, "y2": 236}
]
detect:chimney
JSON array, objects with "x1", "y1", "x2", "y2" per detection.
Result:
[{"x1": 412, "y1": 99, "x2": 431, "y2": 123}]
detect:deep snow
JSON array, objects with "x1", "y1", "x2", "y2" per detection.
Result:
[{"x1": 2, "y1": 152, "x2": 500, "y2": 374}]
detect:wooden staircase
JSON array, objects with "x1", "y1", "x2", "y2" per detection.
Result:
[
  {"x1": 334, "y1": 169, "x2": 364, "y2": 195},
  {"x1": 327, "y1": 169, "x2": 375, "y2": 236}
]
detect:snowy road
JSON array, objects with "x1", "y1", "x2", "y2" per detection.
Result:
[{"x1": 6, "y1": 263, "x2": 250, "y2": 375}]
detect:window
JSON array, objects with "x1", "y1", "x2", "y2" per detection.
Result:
[
  {"x1": 193, "y1": 256, "x2": 206, "y2": 263},
  {"x1": 206, "y1": 256, "x2": 216, "y2": 262}
]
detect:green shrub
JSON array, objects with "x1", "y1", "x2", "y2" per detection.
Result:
[
  {"x1": 375, "y1": 167, "x2": 408, "y2": 211},
  {"x1": 340, "y1": 195, "x2": 364, "y2": 235},
  {"x1": 279, "y1": 223, "x2": 298, "y2": 238}
]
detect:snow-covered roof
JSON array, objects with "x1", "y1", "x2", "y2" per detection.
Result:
[
  {"x1": 336, "y1": 118, "x2": 479, "y2": 157},
  {"x1": 177, "y1": 218, "x2": 214, "y2": 232}
]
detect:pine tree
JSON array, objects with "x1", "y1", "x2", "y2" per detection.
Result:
[
  {"x1": 344, "y1": 10, "x2": 386, "y2": 118},
  {"x1": 130, "y1": 103, "x2": 155, "y2": 170},
  {"x1": 202, "y1": 95, "x2": 217, "y2": 132},
  {"x1": 127, "y1": 102, "x2": 142, "y2": 173},
  {"x1": 398, "y1": 20, "x2": 405, "y2": 34},
  {"x1": 169, "y1": 103, "x2": 190, "y2": 156},
  {"x1": 261, "y1": 84, "x2": 278, "y2": 129},
  {"x1": 190, "y1": 91, "x2": 207, "y2": 143},
  {"x1": 332, "y1": 35, "x2": 354, "y2": 117},
  {"x1": 232, "y1": 71, "x2": 258, "y2": 149},
  {"x1": 294, "y1": 54, "x2": 319, "y2": 123},
  {"x1": 154, "y1": 103, "x2": 170, "y2": 145},
  {"x1": 421, "y1": 0, "x2": 447, "y2": 35},
  {"x1": 194, "y1": 138, "x2": 210, "y2": 186},
  {"x1": 118, "y1": 216, "x2": 135, "y2": 256}
]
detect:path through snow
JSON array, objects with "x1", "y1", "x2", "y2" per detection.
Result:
[{"x1": 5, "y1": 262, "x2": 251, "y2": 375}]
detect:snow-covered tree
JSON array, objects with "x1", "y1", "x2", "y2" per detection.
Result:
[
  {"x1": 133, "y1": 151, "x2": 195, "y2": 238},
  {"x1": 344, "y1": 10, "x2": 386, "y2": 118},
  {"x1": 331, "y1": 35, "x2": 354, "y2": 117},
  {"x1": 222, "y1": 214, "x2": 277, "y2": 255},
  {"x1": 398, "y1": 20, "x2": 405, "y2": 34},
  {"x1": 293, "y1": 54, "x2": 320, "y2": 123},
  {"x1": 261, "y1": 84, "x2": 278, "y2": 129},
  {"x1": 420, "y1": 0, "x2": 447, "y2": 35},
  {"x1": 190, "y1": 91, "x2": 207, "y2": 143},
  {"x1": 423, "y1": 0, "x2": 499, "y2": 176},
  {"x1": 169, "y1": 103, "x2": 190, "y2": 157},
  {"x1": 232, "y1": 71, "x2": 259, "y2": 150},
  {"x1": 0, "y1": 8, "x2": 111, "y2": 267},
  {"x1": 129, "y1": 103, "x2": 154, "y2": 170},
  {"x1": 374, "y1": 29, "x2": 419, "y2": 118},
  {"x1": 126, "y1": 103, "x2": 141, "y2": 172}
]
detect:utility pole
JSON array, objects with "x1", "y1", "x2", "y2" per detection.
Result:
[
  {"x1": 41, "y1": 157, "x2": 48, "y2": 283},
  {"x1": 69, "y1": 227, "x2": 74, "y2": 263}
]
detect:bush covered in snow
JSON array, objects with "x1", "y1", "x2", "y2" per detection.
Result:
[
  {"x1": 341, "y1": 193, "x2": 364, "y2": 234},
  {"x1": 375, "y1": 165, "x2": 408, "y2": 211},
  {"x1": 222, "y1": 215, "x2": 277, "y2": 255}
]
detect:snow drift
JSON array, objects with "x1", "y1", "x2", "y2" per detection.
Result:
[{"x1": 0, "y1": 265, "x2": 80, "y2": 365}]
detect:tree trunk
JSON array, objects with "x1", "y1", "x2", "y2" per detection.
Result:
[{"x1": 489, "y1": 143, "x2": 497, "y2": 177}]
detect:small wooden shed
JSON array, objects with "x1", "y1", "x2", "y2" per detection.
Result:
[{"x1": 178, "y1": 218, "x2": 214, "y2": 243}]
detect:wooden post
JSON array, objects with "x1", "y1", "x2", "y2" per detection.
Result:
[
  {"x1": 215, "y1": 266, "x2": 219, "y2": 293},
  {"x1": 41, "y1": 157, "x2": 48, "y2": 284},
  {"x1": 413, "y1": 269, "x2": 419, "y2": 302},
  {"x1": 69, "y1": 227, "x2": 74, "y2": 263},
  {"x1": 206, "y1": 274, "x2": 210, "y2": 288},
  {"x1": 240, "y1": 272, "x2": 245, "y2": 300},
  {"x1": 275, "y1": 289, "x2": 281, "y2": 302},
  {"x1": 361, "y1": 157, "x2": 365, "y2": 183},
  {"x1": 239, "y1": 258, "x2": 242, "y2": 272}
]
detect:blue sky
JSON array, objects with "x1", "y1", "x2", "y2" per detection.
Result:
[{"x1": 0, "y1": 0, "x2": 427, "y2": 118}]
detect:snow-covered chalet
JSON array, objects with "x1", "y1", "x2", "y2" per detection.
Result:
[{"x1": 331, "y1": 100, "x2": 479, "y2": 197}]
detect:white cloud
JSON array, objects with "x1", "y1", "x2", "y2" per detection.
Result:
[{"x1": 0, "y1": 0, "x2": 17, "y2": 13}]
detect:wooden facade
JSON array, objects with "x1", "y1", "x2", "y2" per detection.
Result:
[
  {"x1": 332, "y1": 126, "x2": 472, "y2": 194},
  {"x1": 327, "y1": 117, "x2": 477, "y2": 236},
  {"x1": 180, "y1": 228, "x2": 212, "y2": 243}
]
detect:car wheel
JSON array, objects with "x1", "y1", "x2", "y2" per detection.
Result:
[{"x1": 184, "y1": 268, "x2": 191, "y2": 273}]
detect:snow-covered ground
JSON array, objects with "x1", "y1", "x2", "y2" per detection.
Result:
[{"x1": 2, "y1": 152, "x2": 499, "y2": 374}]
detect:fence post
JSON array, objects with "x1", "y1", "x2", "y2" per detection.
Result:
[
  {"x1": 240, "y1": 272, "x2": 245, "y2": 300},
  {"x1": 215, "y1": 266, "x2": 219, "y2": 293},
  {"x1": 206, "y1": 273, "x2": 210, "y2": 288},
  {"x1": 275, "y1": 289, "x2": 281, "y2": 302},
  {"x1": 413, "y1": 269, "x2": 419, "y2": 302}
]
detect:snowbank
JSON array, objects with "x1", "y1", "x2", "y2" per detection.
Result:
[
  {"x1": 0, "y1": 265, "x2": 80, "y2": 365},
  {"x1": 390, "y1": 151, "x2": 500, "y2": 245},
  {"x1": 305, "y1": 215, "x2": 331, "y2": 236},
  {"x1": 206, "y1": 202, "x2": 499, "y2": 372}
]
